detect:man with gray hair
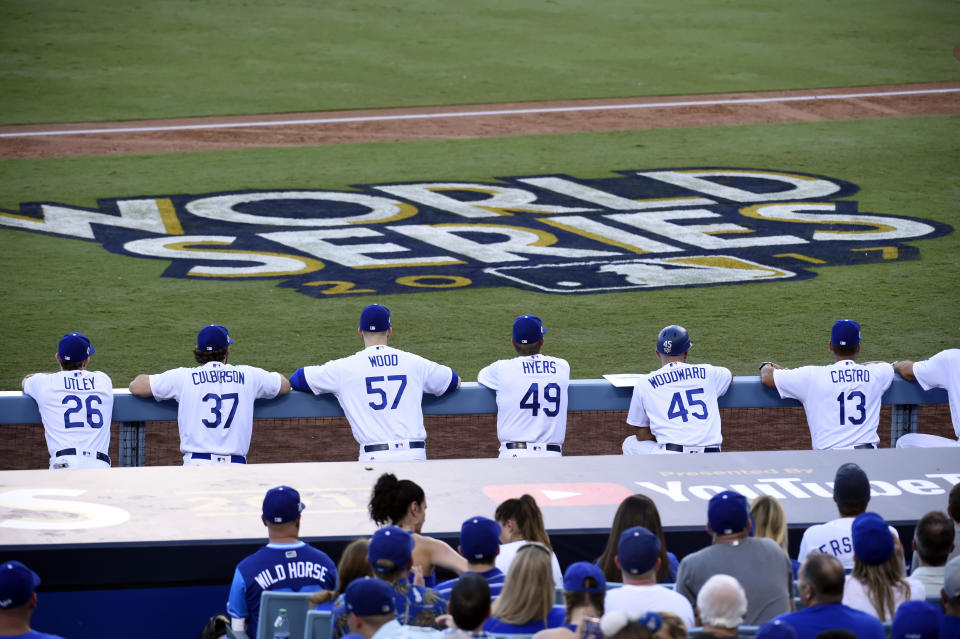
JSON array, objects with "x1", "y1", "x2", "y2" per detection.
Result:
[{"x1": 695, "y1": 574, "x2": 749, "y2": 638}]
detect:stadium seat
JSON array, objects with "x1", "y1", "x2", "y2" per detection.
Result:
[
  {"x1": 257, "y1": 591, "x2": 316, "y2": 639},
  {"x1": 305, "y1": 609, "x2": 333, "y2": 639}
]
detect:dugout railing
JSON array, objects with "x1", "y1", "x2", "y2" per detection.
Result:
[{"x1": 0, "y1": 377, "x2": 948, "y2": 466}]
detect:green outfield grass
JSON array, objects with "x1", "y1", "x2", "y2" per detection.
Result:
[
  {"x1": 1, "y1": 0, "x2": 958, "y2": 124},
  {"x1": 2, "y1": 115, "x2": 957, "y2": 389}
]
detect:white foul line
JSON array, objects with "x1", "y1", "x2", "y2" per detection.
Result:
[{"x1": 2, "y1": 87, "x2": 958, "y2": 139}]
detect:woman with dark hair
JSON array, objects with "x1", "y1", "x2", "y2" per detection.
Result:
[
  {"x1": 597, "y1": 495, "x2": 677, "y2": 583},
  {"x1": 495, "y1": 494, "x2": 563, "y2": 583},
  {"x1": 369, "y1": 472, "x2": 466, "y2": 586}
]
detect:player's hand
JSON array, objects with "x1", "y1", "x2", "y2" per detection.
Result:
[{"x1": 435, "y1": 614, "x2": 455, "y2": 629}]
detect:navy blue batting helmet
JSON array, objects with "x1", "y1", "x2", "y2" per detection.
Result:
[{"x1": 656, "y1": 325, "x2": 691, "y2": 355}]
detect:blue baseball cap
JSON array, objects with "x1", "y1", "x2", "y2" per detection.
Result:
[
  {"x1": 262, "y1": 486, "x2": 305, "y2": 524},
  {"x1": 369, "y1": 526, "x2": 414, "y2": 572},
  {"x1": 831, "y1": 319, "x2": 861, "y2": 347},
  {"x1": 756, "y1": 619, "x2": 797, "y2": 639},
  {"x1": 197, "y1": 324, "x2": 234, "y2": 351},
  {"x1": 460, "y1": 516, "x2": 500, "y2": 560},
  {"x1": 360, "y1": 304, "x2": 391, "y2": 332},
  {"x1": 708, "y1": 491, "x2": 749, "y2": 535},
  {"x1": 618, "y1": 526, "x2": 660, "y2": 575},
  {"x1": 563, "y1": 561, "x2": 606, "y2": 593},
  {"x1": 345, "y1": 577, "x2": 396, "y2": 616},
  {"x1": 0, "y1": 561, "x2": 40, "y2": 609},
  {"x1": 513, "y1": 314, "x2": 546, "y2": 344},
  {"x1": 58, "y1": 332, "x2": 94, "y2": 362},
  {"x1": 892, "y1": 600, "x2": 943, "y2": 639},
  {"x1": 852, "y1": 512, "x2": 894, "y2": 565},
  {"x1": 656, "y1": 325, "x2": 691, "y2": 355}
]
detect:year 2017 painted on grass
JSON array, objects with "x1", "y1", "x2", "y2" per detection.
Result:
[{"x1": 0, "y1": 168, "x2": 951, "y2": 297}]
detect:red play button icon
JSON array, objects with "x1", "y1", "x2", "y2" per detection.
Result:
[{"x1": 482, "y1": 482, "x2": 633, "y2": 506}]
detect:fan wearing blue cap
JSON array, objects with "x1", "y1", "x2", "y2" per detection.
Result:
[
  {"x1": 227, "y1": 486, "x2": 337, "y2": 637},
  {"x1": 290, "y1": 304, "x2": 461, "y2": 461},
  {"x1": 341, "y1": 578, "x2": 400, "y2": 639},
  {"x1": 760, "y1": 319, "x2": 894, "y2": 449},
  {"x1": 476, "y1": 313, "x2": 571, "y2": 458},
  {"x1": 769, "y1": 552, "x2": 885, "y2": 639},
  {"x1": 530, "y1": 562, "x2": 607, "y2": 639},
  {"x1": 130, "y1": 324, "x2": 291, "y2": 466},
  {"x1": 21, "y1": 332, "x2": 114, "y2": 469},
  {"x1": 0, "y1": 560, "x2": 64, "y2": 638},
  {"x1": 623, "y1": 324, "x2": 733, "y2": 455},
  {"x1": 675, "y1": 491, "x2": 794, "y2": 627},
  {"x1": 605, "y1": 526, "x2": 695, "y2": 628},
  {"x1": 435, "y1": 516, "x2": 505, "y2": 600}
]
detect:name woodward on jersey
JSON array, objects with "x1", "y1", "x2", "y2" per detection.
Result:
[
  {"x1": 648, "y1": 366, "x2": 707, "y2": 387},
  {"x1": 0, "y1": 168, "x2": 950, "y2": 298}
]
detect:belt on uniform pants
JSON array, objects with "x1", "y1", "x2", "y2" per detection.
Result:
[
  {"x1": 363, "y1": 441, "x2": 426, "y2": 453},
  {"x1": 190, "y1": 453, "x2": 246, "y2": 463},
  {"x1": 505, "y1": 442, "x2": 562, "y2": 453},
  {"x1": 853, "y1": 443, "x2": 877, "y2": 449},
  {"x1": 56, "y1": 448, "x2": 110, "y2": 464},
  {"x1": 663, "y1": 443, "x2": 721, "y2": 453}
]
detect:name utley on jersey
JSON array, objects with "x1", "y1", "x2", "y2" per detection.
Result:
[
  {"x1": 627, "y1": 362, "x2": 733, "y2": 447},
  {"x1": 23, "y1": 370, "x2": 114, "y2": 465},
  {"x1": 773, "y1": 360, "x2": 894, "y2": 449},
  {"x1": 477, "y1": 354, "x2": 571, "y2": 447},
  {"x1": 301, "y1": 344, "x2": 457, "y2": 445},
  {"x1": 149, "y1": 361, "x2": 284, "y2": 456}
]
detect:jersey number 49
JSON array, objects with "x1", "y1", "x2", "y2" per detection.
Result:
[{"x1": 519, "y1": 382, "x2": 561, "y2": 417}]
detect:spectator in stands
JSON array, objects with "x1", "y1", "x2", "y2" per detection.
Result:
[
  {"x1": 893, "y1": 349, "x2": 960, "y2": 447},
  {"x1": 770, "y1": 553, "x2": 884, "y2": 639},
  {"x1": 311, "y1": 538, "x2": 373, "y2": 609},
  {"x1": 751, "y1": 496, "x2": 800, "y2": 578},
  {"x1": 495, "y1": 495, "x2": 563, "y2": 584},
  {"x1": 443, "y1": 573, "x2": 492, "y2": 639},
  {"x1": 0, "y1": 560, "x2": 64, "y2": 639},
  {"x1": 343, "y1": 577, "x2": 440, "y2": 639},
  {"x1": 675, "y1": 490, "x2": 793, "y2": 626},
  {"x1": 227, "y1": 486, "x2": 337, "y2": 638},
  {"x1": 533, "y1": 562, "x2": 606, "y2": 639},
  {"x1": 842, "y1": 512, "x2": 924, "y2": 621},
  {"x1": 605, "y1": 526, "x2": 694, "y2": 628},
  {"x1": 911, "y1": 510, "x2": 956, "y2": 597},
  {"x1": 913, "y1": 483, "x2": 960, "y2": 573},
  {"x1": 599, "y1": 610, "x2": 662, "y2": 639},
  {"x1": 891, "y1": 600, "x2": 943, "y2": 639},
  {"x1": 694, "y1": 574, "x2": 749, "y2": 638},
  {"x1": 754, "y1": 619, "x2": 796, "y2": 639},
  {"x1": 333, "y1": 526, "x2": 447, "y2": 639},
  {"x1": 598, "y1": 494, "x2": 678, "y2": 583},
  {"x1": 653, "y1": 612, "x2": 687, "y2": 639},
  {"x1": 942, "y1": 556, "x2": 960, "y2": 639},
  {"x1": 435, "y1": 516, "x2": 505, "y2": 600},
  {"x1": 798, "y1": 462, "x2": 886, "y2": 570},
  {"x1": 484, "y1": 542, "x2": 565, "y2": 634},
  {"x1": 369, "y1": 473, "x2": 467, "y2": 587}
]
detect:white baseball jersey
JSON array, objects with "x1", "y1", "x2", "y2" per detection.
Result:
[
  {"x1": 149, "y1": 361, "x2": 283, "y2": 456},
  {"x1": 773, "y1": 360, "x2": 894, "y2": 449},
  {"x1": 798, "y1": 517, "x2": 900, "y2": 570},
  {"x1": 23, "y1": 370, "x2": 114, "y2": 468},
  {"x1": 626, "y1": 361, "x2": 733, "y2": 447},
  {"x1": 912, "y1": 348, "x2": 960, "y2": 437},
  {"x1": 301, "y1": 344, "x2": 456, "y2": 447},
  {"x1": 477, "y1": 354, "x2": 570, "y2": 454}
]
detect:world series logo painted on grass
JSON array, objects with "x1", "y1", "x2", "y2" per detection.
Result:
[{"x1": 0, "y1": 168, "x2": 951, "y2": 297}]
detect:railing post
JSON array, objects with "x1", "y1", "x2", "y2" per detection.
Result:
[
  {"x1": 118, "y1": 421, "x2": 146, "y2": 467},
  {"x1": 890, "y1": 404, "x2": 918, "y2": 447}
]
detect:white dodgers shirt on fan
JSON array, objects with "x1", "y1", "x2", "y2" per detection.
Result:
[
  {"x1": 477, "y1": 354, "x2": 570, "y2": 449},
  {"x1": 626, "y1": 361, "x2": 733, "y2": 446},
  {"x1": 301, "y1": 344, "x2": 456, "y2": 445},
  {"x1": 773, "y1": 359, "x2": 894, "y2": 449},
  {"x1": 23, "y1": 370, "x2": 114, "y2": 463},
  {"x1": 912, "y1": 348, "x2": 960, "y2": 437},
  {"x1": 149, "y1": 361, "x2": 283, "y2": 456}
]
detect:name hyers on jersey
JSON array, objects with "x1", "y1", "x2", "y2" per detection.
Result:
[
  {"x1": 63, "y1": 376, "x2": 96, "y2": 391},
  {"x1": 830, "y1": 369, "x2": 870, "y2": 383},
  {"x1": 190, "y1": 370, "x2": 246, "y2": 385},
  {"x1": 368, "y1": 354, "x2": 399, "y2": 367},
  {"x1": 253, "y1": 561, "x2": 330, "y2": 590},
  {"x1": 648, "y1": 366, "x2": 706, "y2": 388},
  {"x1": 522, "y1": 359, "x2": 557, "y2": 375},
  {"x1": 817, "y1": 536, "x2": 853, "y2": 557}
]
